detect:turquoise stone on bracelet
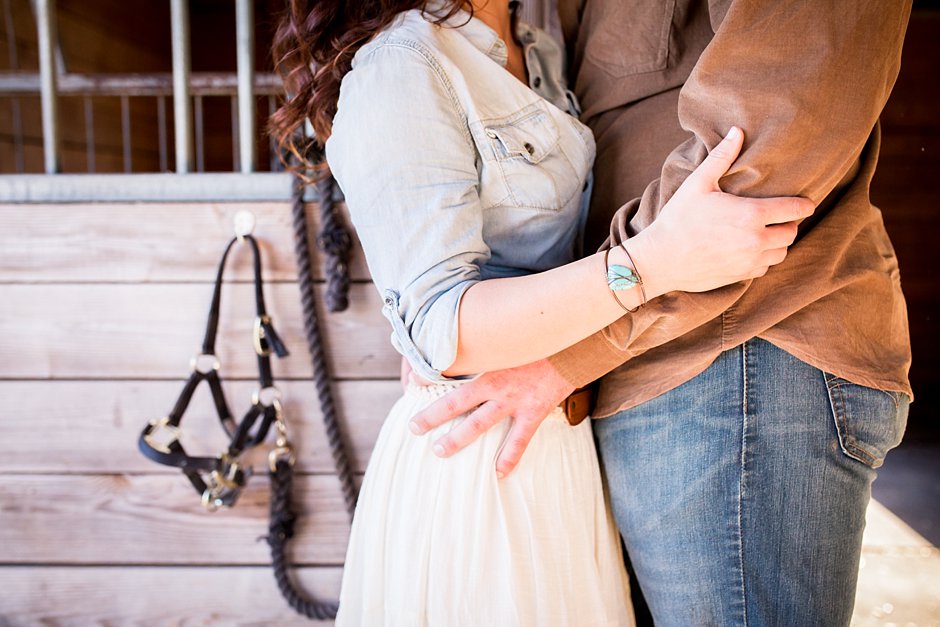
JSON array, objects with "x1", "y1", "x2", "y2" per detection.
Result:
[{"x1": 607, "y1": 264, "x2": 641, "y2": 291}]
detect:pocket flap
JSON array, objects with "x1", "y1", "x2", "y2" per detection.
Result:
[{"x1": 484, "y1": 111, "x2": 559, "y2": 164}]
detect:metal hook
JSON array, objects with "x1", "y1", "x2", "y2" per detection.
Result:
[{"x1": 233, "y1": 209, "x2": 256, "y2": 242}]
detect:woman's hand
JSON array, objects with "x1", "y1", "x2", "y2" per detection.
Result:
[{"x1": 626, "y1": 127, "x2": 816, "y2": 301}]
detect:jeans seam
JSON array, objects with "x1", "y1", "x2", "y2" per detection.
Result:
[{"x1": 737, "y1": 341, "x2": 750, "y2": 627}]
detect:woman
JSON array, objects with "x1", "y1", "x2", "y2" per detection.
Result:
[{"x1": 271, "y1": 1, "x2": 811, "y2": 624}]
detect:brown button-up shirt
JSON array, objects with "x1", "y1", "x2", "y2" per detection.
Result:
[{"x1": 550, "y1": 0, "x2": 914, "y2": 418}]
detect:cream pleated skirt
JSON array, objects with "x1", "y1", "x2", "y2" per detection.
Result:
[{"x1": 335, "y1": 380, "x2": 634, "y2": 626}]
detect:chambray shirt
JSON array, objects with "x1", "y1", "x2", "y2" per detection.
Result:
[{"x1": 326, "y1": 7, "x2": 596, "y2": 382}]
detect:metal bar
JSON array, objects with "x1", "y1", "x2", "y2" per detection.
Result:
[
  {"x1": 0, "y1": 72, "x2": 284, "y2": 96},
  {"x1": 3, "y1": 0, "x2": 24, "y2": 172},
  {"x1": 235, "y1": 0, "x2": 255, "y2": 172},
  {"x1": 29, "y1": 0, "x2": 67, "y2": 74},
  {"x1": 230, "y1": 94, "x2": 239, "y2": 171},
  {"x1": 170, "y1": 0, "x2": 193, "y2": 173},
  {"x1": 157, "y1": 96, "x2": 168, "y2": 172},
  {"x1": 35, "y1": 0, "x2": 60, "y2": 173},
  {"x1": 194, "y1": 94, "x2": 204, "y2": 172},
  {"x1": 83, "y1": 96, "x2": 95, "y2": 173},
  {"x1": 121, "y1": 94, "x2": 132, "y2": 173}
]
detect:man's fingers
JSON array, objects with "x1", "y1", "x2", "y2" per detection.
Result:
[
  {"x1": 494, "y1": 415, "x2": 541, "y2": 479},
  {"x1": 409, "y1": 385, "x2": 482, "y2": 435},
  {"x1": 758, "y1": 196, "x2": 815, "y2": 226},
  {"x1": 399, "y1": 357, "x2": 412, "y2": 392},
  {"x1": 687, "y1": 126, "x2": 744, "y2": 189},
  {"x1": 431, "y1": 401, "x2": 508, "y2": 458}
]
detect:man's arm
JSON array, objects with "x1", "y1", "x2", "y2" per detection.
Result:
[
  {"x1": 412, "y1": 0, "x2": 912, "y2": 477},
  {"x1": 551, "y1": 0, "x2": 912, "y2": 387}
]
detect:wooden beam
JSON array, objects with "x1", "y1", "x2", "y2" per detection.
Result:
[
  {"x1": 0, "y1": 282, "x2": 400, "y2": 379},
  {"x1": 0, "y1": 474, "x2": 354, "y2": 564},
  {"x1": 0, "y1": 565, "x2": 340, "y2": 624},
  {"x1": 0, "y1": 379, "x2": 397, "y2": 473},
  {"x1": 0, "y1": 201, "x2": 370, "y2": 282}
]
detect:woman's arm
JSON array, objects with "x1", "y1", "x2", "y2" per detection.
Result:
[
  {"x1": 328, "y1": 43, "x2": 810, "y2": 382},
  {"x1": 444, "y1": 127, "x2": 813, "y2": 376}
]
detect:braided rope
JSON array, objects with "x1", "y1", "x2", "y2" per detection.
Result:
[
  {"x1": 314, "y1": 174, "x2": 352, "y2": 313},
  {"x1": 263, "y1": 166, "x2": 359, "y2": 619},
  {"x1": 267, "y1": 459, "x2": 340, "y2": 620},
  {"x1": 290, "y1": 169, "x2": 359, "y2": 517}
]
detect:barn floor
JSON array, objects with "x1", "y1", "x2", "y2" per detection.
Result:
[{"x1": 853, "y1": 444, "x2": 940, "y2": 626}]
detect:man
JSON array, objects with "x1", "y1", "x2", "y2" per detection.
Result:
[{"x1": 410, "y1": 0, "x2": 913, "y2": 624}]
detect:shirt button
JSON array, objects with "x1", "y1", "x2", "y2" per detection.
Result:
[
  {"x1": 583, "y1": 180, "x2": 589, "y2": 191},
  {"x1": 524, "y1": 142, "x2": 535, "y2": 155},
  {"x1": 533, "y1": 76, "x2": 542, "y2": 88},
  {"x1": 486, "y1": 129, "x2": 497, "y2": 139}
]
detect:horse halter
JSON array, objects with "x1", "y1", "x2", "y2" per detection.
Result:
[{"x1": 138, "y1": 232, "x2": 293, "y2": 511}]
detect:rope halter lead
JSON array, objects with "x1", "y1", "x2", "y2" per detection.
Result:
[{"x1": 138, "y1": 232, "x2": 293, "y2": 511}]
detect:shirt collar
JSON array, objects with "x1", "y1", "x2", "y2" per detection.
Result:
[{"x1": 427, "y1": 1, "x2": 536, "y2": 67}]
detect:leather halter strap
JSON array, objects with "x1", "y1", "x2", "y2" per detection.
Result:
[{"x1": 138, "y1": 234, "x2": 289, "y2": 509}]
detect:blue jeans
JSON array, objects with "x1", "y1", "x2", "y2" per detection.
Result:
[{"x1": 594, "y1": 338, "x2": 909, "y2": 627}]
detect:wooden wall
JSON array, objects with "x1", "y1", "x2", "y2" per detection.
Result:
[
  {"x1": 873, "y1": 7, "x2": 940, "y2": 442},
  {"x1": 0, "y1": 200, "x2": 395, "y2": 624}
]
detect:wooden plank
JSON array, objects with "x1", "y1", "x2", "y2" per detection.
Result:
[
  {"x1": 0, "y1": 283, "x2": 400, "y2": 379},
  {"x1": 0, "y1": 202, "x2": 370, "y2": 282},
  {"x1": 0, "y1": 565, "x2": 340, "y2": 625},
  {"x1": 0, "y1": 379, "x2": 398, "y2": 474},
  {"x1": 0, "y1": 474, "x2": 352, "y2": 564}
]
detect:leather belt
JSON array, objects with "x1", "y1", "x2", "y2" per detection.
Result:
[{"x1": 561, "y1": 384, "x2": 595, "y2": 426}]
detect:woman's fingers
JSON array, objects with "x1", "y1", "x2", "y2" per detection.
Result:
[
  {"x1": 756, "y1": 196, "x2": 816, "y2": 226},
  {"x1": 761, "y1": 221, "x2": 800, "y2": 250},
  {"x1": 686, "y1": 126, "x2": 744, "y2": 190}
]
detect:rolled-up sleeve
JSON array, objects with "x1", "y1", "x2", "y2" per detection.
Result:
[{"x1": 325, "y1": 42, "x2": 489, "y2": 382}]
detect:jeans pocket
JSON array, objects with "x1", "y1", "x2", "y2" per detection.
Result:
[{"x1": 823, "y1": 373, "x2": 909, "y2": 469}]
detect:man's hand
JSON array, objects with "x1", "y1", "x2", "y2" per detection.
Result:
[
  {"x1": 400, "y1": 356, "x2": 433, "y2": 390},
  {"x1": 408, "y1": 359, "x2": 576, "y2": 478},
  {"x1": 400, "y1": 356, "x2": 412, "y2": 391}
]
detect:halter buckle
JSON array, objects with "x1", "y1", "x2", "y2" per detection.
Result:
[
  {"x1": 268, "y1": 444, "x2": 295, "y2": 472},
  {"x1": 202, "y1": 454, "x2": 251, "y2": 511},
  {"x1": 253, "y1": 314, "x2": 273, "y2": 356},
  {"x1": 142, "y1": 416, "x2": 181, "y2": 454},
  {"x1": 267, "y1": 405, "x2": 295, "y2": 471},
  {"x1": 211, "y1": 453, "x2": 249, "y2": 490}
]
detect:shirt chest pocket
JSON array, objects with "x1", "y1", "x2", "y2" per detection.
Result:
[{"x1": 475, "y1": 106, "x2": 582, "y2": 212}]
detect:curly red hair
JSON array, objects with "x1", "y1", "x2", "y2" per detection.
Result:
[{"x1": 269, "y1": 0, "x2": 470, "y2": 172}]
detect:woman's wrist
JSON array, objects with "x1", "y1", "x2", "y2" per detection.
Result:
[
  {"x1": 604, "y1": 244, "x2": 647, "y2": 311},
  {"x1": 613, "y1": 231, "x2": 669, "y2": 302}
]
